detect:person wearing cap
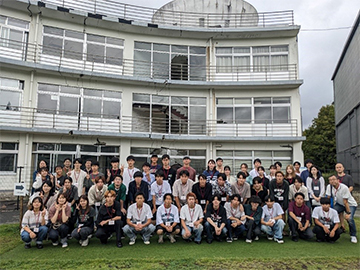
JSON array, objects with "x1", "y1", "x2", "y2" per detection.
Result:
[
  {"x1": 202, "y1": 159, "x2": 219, "y2": 184},
  {"x1": 224, "y1": 194, "x2": 246, "y2": 242},
  {"x1": 312, "y1": 197, "x2": 341, "y2": 243},
  {"x1": 158, "y1": 154, "x2": 177, "y2": 187},
  {"x1": 231, "y1": 172, "x2": 251, "y2": 204},
  {"x1": 123, "y1": 155, "x2": 140, "y2": 196},
  {"x1": 176, "y1": 156, "x2": 197, "y2": 181},
  {"x1": 249, "y1": 158, "x2": 265, "y2": 179},
  {"x1": 150, "y1": 154, "x2": 161, "y2": 174},
  {"x1": 173, "y1": 170, "x2": 194, "y2": 211},
  {"x1": 216, "y1": 157, "x2": 224, "y2": 173},
  {"x1": 106, "y1": 157, "x2": 122, "y2": 184},
  {"x1": 83, "y1": 161, "x2": 104, "y2": 195},
  {"x1": 142, "y1": 162, "x2": 155, "y2": 208},
  {"x1": 107, "y1": 174, "x2": 127, "y2": 215},
  {"x1": 300, "y1": 159, "x2": 313, "y2": 184},
  {"x1": 151, "y1": 170, "x2": 171, "y2": 217},
  {"x1": 204, "y1": 194, "x2": 228, "y2": 243},
  {"x1": 261, "y1": 195, "x2": 285, "y2": 244},
  {"x1": 128, "y1": 171, "x2": 149, "y2": 205},
  {"x1": 243, "y1": 196, "x2": 263, "y2": 243},
  {"x1": 288, "y1": 192, "x2": 313, "y2": 242},
  {"x1": 192, "y1": 174, "x2": 213, "y2": 213}
]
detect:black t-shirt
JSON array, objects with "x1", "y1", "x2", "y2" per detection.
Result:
[
  {"x1": 158, "y1": 167, "x2": 177, "y2": 187},
  {"x1": 205, "y1": 203, "x2": 227, "y2": 226},
  {"x1": 76, "y1": 207, "x2": 95, "y2": 229},
  {"x1": 96, "y1": 200, "x2": 122, "y2": 225},
  {"x1": 108, "y1": 168, "x2": 122, "y2": 184},
  {"x1": 259, "y1": 177, "x2": 270, "y2": 189},
  {"x1": 251, "y1": 186, "x2": 268, "y2": 203},
  {"x1": 192, "y1": 182, "x2": 213, "y2": 210},
  {"x1": 128, "y1": 181, "x2": 149, "y2": 204}
]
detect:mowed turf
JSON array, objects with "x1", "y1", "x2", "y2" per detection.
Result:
[{"x1": 0, "y1": 220, "x2": 359, "y2": 270}]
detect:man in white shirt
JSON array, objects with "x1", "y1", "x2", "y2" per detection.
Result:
[
  {"x1": 69, "y1": 158, "x2": 87, "y2": 197},
  {"x1": 180, "y1": 192, "x2": 204, "y2": 244},
  {"x1": 88, "y1": 177, "x2": 108, "y2": 209},
  {"x1": 325, "y1": 175, "x2": 358, "y2": 243},
  {"x1": 173, "y1": 170, "x2": 194, "y2": 211},
  {"x1": 122, "y1": 155, "x2": 140, "y2": 195},
  {"x1": 249, "y1": 158, "x2": 262, "y2": 178},
  {"x1": 312, "y1": 197, "x2": 341, "y2": 243},
  {"x1": 261, "y1": 195, "x2": 285, "y2": 244},
  {"x1": 224, "y1": 194, "x2": 246, "y2": 243},
  {"x1": 123, "y1": 192, "x2": 155, "y2": 245},
  {"x1": 151, "y1": 171, "x2": 171, "y2": 216}
]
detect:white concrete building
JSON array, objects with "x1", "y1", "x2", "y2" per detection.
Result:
[{"x1": 0, "y1": 0, "x2": 304, "y2": 194}]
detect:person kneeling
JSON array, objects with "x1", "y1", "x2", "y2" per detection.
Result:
[
  {"x1": 312, "y1": 197, "x2": 341, "y2": 243},
  {"x1": 123, "y1": 192, "x2": 155, "y2": 245},
  {"x1": 224, "y1": 194, "x2": 246, "y2": 242},
  {"x1": 261, "y1": 195, "x2": 285, "y2": 244},
  {"x1": 95, "y1": 190, "x2": 123, "y2": 248},
  {"x1": 243, "y1": 196, "x2": 263, "y2": 243},
  {"x1": 156, "y1": 193, "x2": 180, "y2": 243},
  {"x1": 204, "y1": 194, "x2": 227, "y2": 243}
]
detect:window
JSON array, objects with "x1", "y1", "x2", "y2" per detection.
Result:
[
  {"x1": 216, "y1": 98, "x2": 252, "y2": 124},
  {"x1": 0, "y1": 142, "x2": 18, "y2": 172},
  {"x1": 215, "y1": 45, "x2": 288, "y2": 73},
  {"x1": 134, "y1": 42, "x2": 206, "y2": 81},
  {"x1": 42, "y1": 26, "x2": 124, "y2": 65},
  {"x1": 0, "y1": 77, "x2": 24, "y2": 110}
]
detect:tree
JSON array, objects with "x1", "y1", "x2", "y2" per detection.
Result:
[{"x1": 302, "y1": 104, "x2": 336, "y2": 172}]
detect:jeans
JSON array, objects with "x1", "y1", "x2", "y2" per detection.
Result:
[
  {"x1": 21, "y1": 226, "x2": 48, "y2": 244},
  {"x1": 313, "y1": 225, "x2": 341, "y2": 242},
  {"x1": 204, "y1": 221, "x2": 227, "y2": 240},
  {"x1": 181, "y1": 224, "x2": 203, "y2": 242},
  {"x1": 226, "y1": 219, "x2": 245, "y2": 238},
  {"x1": 71, "y1": 226, "x2": 93, "y2": 241},
  {"x1": 48, "y1": 224, "x2": 69, "y2": 243},
  {"x1": 261, "y1": 219, "x2": 285, "y2": 240},
  {"x1": 245, "y1": 219, "x2": 261, "y2": 240},
  {"x1": 288, "y1": 216, "x2": 313, "y2": 240},
  {"x1": 95, "y1": 220, "x2": 123, "y2": 243},
  {"x1": 123, "y1": 223, "x2": 155, "y2": 242},
  {"x1": 333, "y1": 204, "x2": 357, "y2": 237}
]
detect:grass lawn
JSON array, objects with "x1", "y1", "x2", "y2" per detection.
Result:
[{"x1": 0, "y1": 220, "x2": 359, "y2": 270}]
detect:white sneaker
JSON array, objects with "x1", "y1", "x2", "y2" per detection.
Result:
[
  {"x1": 79, "y1": 240, "x2": 83, "y2": 245},
  {"x1": 351, "y1": 236, "x2": 357, "y2": 243},
  {"x1": 62, "y1": 242, "x2": 68, "y2": 248},
  {"x1": 254, "y1": 236, "x2": 259, "y2": 241},
  {"x1": 52, "y1": 241, "x2": 59, "y2": 246},
  {"x1": 81, "y1": 238, "x2": 89, "y2": 247},
  {"x1": 144, "y1": 240, "x2": 150, "y2": 245},
  {"x1": 275, "y1": 238, "x2": 284, "y2": 244},
  {"x1": 158, "y1": 235, "x2": 164, "y2": 244},
  {"x1": 129, "y1": 238, "x2": 136, "y2": 245},
  {"x1": 246, "y1": 239, "x2": 252, "y2": 243},
  {"x1": 168, "y1": 234, "x2": 176, "y2": 243},
  {"x1": 267, "y1": 235, "x2": 273, "y2": 241}
]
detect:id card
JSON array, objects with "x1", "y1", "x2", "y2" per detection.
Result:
[
  {"x1": 78, "y1": 224, "x2": 84, "y2": 228},
  {"x1": 136, "y1": 221, "x2": 142, "y2": 225},
  {"x1": 189, "y1": 222, "x2": 194, "y2": 227},
  {"x1": 158, "y1": 197, "x2": 163, "y2": 202},
  {"x1": 108, "y1": 220, "x2": 115, "y2": 225},
  {"x1": 165, "y1": 222, "x2": 171, "y2": 226},
  {"x1": 313, "y1": 186, "x2": 319, "y2": 191},
  {"x1": 324, "y1": 224, "x2": 330, "y2": 229},
  {"x1": 200, "y1": 200, "x2": 206, "y2": 204},
  {"x1": 296, "y1": 216, "x2": 302, "y2": 222},
  {"x1": 95, "y1": 202, "x2": 101, "y2": 207},
  {"x1": 221, "y1": 197, "x2": 227, "y2": 202},
  {"x1": 33, "y1": 227, "x2": 39, "y2": 233},
  {"x1": 278, "y1": 196, "x2": 284, "y2": 201},
  {"x1": 181, "y1": 196, "x2": 186, "y2": 201},
  {"x1": 269, "y1": 219, "x2": 275, "y2": 224}
]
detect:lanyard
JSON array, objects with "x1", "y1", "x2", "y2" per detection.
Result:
[
  {"x1": 219, "y1": 185, "x2": 225, "y2": 195},
  {"x1": 163, "y1": 168, "x2": 170, "y2": 180},
  {"x1": 322, "y1": 210, "x2": 330, "y2": 221},
  {"x1": 157, "y1": 184, "x2": 163, "y2": 197},
  {"x1": 137, "y1": 207, "x2": 143, "y2": 220},
  {"x1": 80, "y1": 209, "x2": 88, "y2": 222},
  {"x1": 34, "y1": 212, "x2": 41, "y2": 227},
  {"x1": 268, "y1": 207, "x2": 274, "y2": 218},
  {"x1": 188, "y1": 207, "x2": 195, "y2": 222},
  {"x1": 334, "y1": 185, "x2": 341, "y2": 197},
  {"x1": 106, "y1": 204, "x2": 114, "y2": 218},
  {"x1": 181, "y1": 183, "x2": 188, "y2": 196},
  {"x1": 209, "y1": 170, "x2": 215, "y2": 180},
  {"x1": 128, "y1": 169, "x2": 135, "y2": 179},
  {"x1": 230, "y1": 206, "x2": 238, "y2": 217},
  {"x1": 73, "y1": 170, "x2": 81, "y2": 183},
  {"x1": 111, "y1": 169, "x2": 119, "y2": 177},
  {"x1": 237, "y1": 183, "x2": 244, "y2": 194},
  {"x1": 165, "y1": 207, "x2": 171, "y2": 221},
  {"x1": 200, "y1": 186, "x2": 206, "y2": 199},
  {"x1": 338, "y1": 175, "x2": 344, "y2": 183}
]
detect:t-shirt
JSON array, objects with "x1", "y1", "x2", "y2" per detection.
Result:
[
  {"x1": 325, "y1": 183, "x2": 358, "y2": 207},
  {"x1": 261, "y1": 203, "x2": 284, "y2": 222},
  {"x1": 126, "y1": 203, "x2": 153, "y2": 224},
  {"x1": 180, "y1": 204, "x2": 204, "y2": 226},
  {"x1": 122, "y1": 167, "x2": 140, "y2": 194},
  {"x1": 69, "y1": 170, "x2": 87, "y2": 196},
  {"x1": 107, "y1": 168, "x2": 122, "y2": 184},
  {"x1": 128, "y1": 180, "x2": 149, "y2": 204},
  {"x1": 250, "y1": 186, "x2": 268, "y2": 203},
  {"x1": 150, "y1": 164, "x2": 162, "y2": 174},
  {"x1": 312, "y1": 206, "x2": 340, "y2": 226},
  {"x1": 107, "y1": 183, "x2": 127, "y2": 203},
  {"x1": 337, "y1": 174, "x2": 354, "y2": 188},
  {"x1": 75, "y1": 207, "x2": 96, "y2": 229},
  {"x1": 158, "y1": 167, "x2": 177, "y2": 187},
  {"x1": 192, "y1": 182, "x2": 213, "y2": 210},
  {"x1": 143, "y1": 172, "x2": 156, "y2": 201},
  {"x1": 156, "y1": 204, "x2": 180, "y2": 226},
  {"x1": 21, "y1": 210, "x2": 49, "y2": 233},
  {"x1": 151, "y1": 181, "x2": 172, "y2": 206},
  {"x1": 205, "y1": 203, "x2": 227, "y2": 226},
  {"x1": 202, "y1": 170, "x2": 219, "y2": 184},
  {"x1": 173, "y1": 179, "x2": 194, "y2": 205},
  {"x1": 269, "y1": 180, "x2": 289, "y2": 210},
  {"x1": 224, "y1": 202, "x2": 245, "y2": 223},
  {"x1": 176, "y1": 166, "x2": 197, "y2": 181},
  {"x1": 288, "y1": 184, "x2": 309, "y2": 201},
  {"x1": 96, "y1": 200, "x2": 122, "y2": 225},
  {"x1": 231, "y1": 182, "x2": 251, "y2": 203},
  {"x1": 48, "y1": 204, "x2": 71, "y2": 223},
  {"x1": 59, "y1": 185, "x2": 79, "y2": 203},
  {"x1": 212, "y1": 181, "x2": 232, "y2": 200},
  {"x1": 288, "y1": 201, "x2": 311, "y2": 224}
]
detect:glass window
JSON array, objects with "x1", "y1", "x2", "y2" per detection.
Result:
[
  {"x1": 153, "y1": 43, "x2": 170, "y2": 52},
  {"x1": 171, "y1": 96, "x2": 188, "y2": 105},
  {"x1": 37, "y1": 94, "x2": 57, "y2": 113},
  {"x1": 134, "y1": 50, "x2": 151, "y2": 77},
  {"x1": 133, "y1": 93, "x2": 150, "y2": 103},
  {"x1": 273, "y1": 97, "x2": 290, "y2": 104},
  {"x1": 64, "y1": 40, "x2": 83, "y2": 60},
  {"x1": 42, "y1": 36, "x2": 62, "y2": 57},
  {"x1": 190, "y1": 46, "x2": 206, "y2": 54},
  {"x1": 81, "y1": 145, "x2": 98, "y2": 152},
  {"x1": 37, "y1": 143, "x2": 55, "y2": 151},
  {"x1": 104, "y1": 90, "x2": 121, "y2": 99},
  {"x1": 190, "y1": 97, "x2": 206, "y2": 105},
  {"x1": 65, "y1": 30, "x2": 84, "y2": 39},
  {"x1": 217, "y1": 108, "x2": 233, "y2": 122},
  {"x1": 83, "y1": 98, "x2": 101, "y2": 117},
  {"x1": 0, "y1": 153, "x2": 16, "y2": 171},
  {"x1": 87, "y1": 34, "x2": 105, "y2": 43},
  {"x1": 254, "y1": 107, "x2": 271, "y2": 123},
  {"x1": 60, "y1": 144, "x2": 77, "y2": 151},
  {"x1": 216, "y1": 47, "x2": 232, "y2": 54},
  {"x1": 216, "y1": 98, "x2": 233, "y2": 105},
  {"x1": 44, "y1": 26, "x2": 63, "y2": 36},
  {"x1": 254, "y1": 98, "x2": 271, "y2": 104},
  {"x1": 103, "y1": 101, "x2": 120, "y2": 117},
  {"x1": 87, "y1": 43, "x2": 104, "y2": 63},
  {"x1": 152, "y1": 95, "x2": 169, "y2": 104},
  {"x1": 107, "y1": 37, "x2": 124, "y2": 46},
  {"x1": 59, "y1": 96, "x2": 78, "y2": 116},
  {"x1": 235, "y1": 107, "x2": 251, "y2": 123},
  {"x1": 134, "y1": 42, "x2": 151, "y2": 50},
  {"x1": 84, "y1": 89, "x2": 102, "y2": 97},
  {"x1": 38, "y1": 84, "x2": 58, "y2": 92},
  {"x1": 234, "y1": 47, "x2": 250, "y2": 53},
  {"x1": 61, "y1": 86, "x2": 80, "y2": 95},
  {"x1": 101, "y1": 146, "x2": 119, "y2": 153},
  {"x1": 172, "y1": 45, "x2": 187, "y2": 54},
  {"x1": 273, "y1": 107, "x2": 290, "y2": 123},
  {"x1": 235, "y1": 98, "x2": 251, "y2": 104},
  {"x1": 106, "y1": 47, "x2": 123, "y2": 65}
]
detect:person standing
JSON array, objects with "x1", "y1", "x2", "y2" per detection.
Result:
[
  {"x1": 202, "y1": 159, "x2": 219, "y2": 184},
  {"x1": 69, "y1": 158, "x2": 87, "y2": 197},
  {"x1": 122, "y1": 155, "x2": 140, "y2": 195},
  {"x1": 306, "y1": 165, "x2": 325, "y2": 208},
  {"x1": 158, "y1": 154, "x2": 177, "y2": 187},
  {"x1": 149, "y1": 154, "x2": 161, "y2": 174},
  {"x1": 106, "y1": 157, "x2": 122, "y2": 185},
  {"x1": 176, "y1": 156, "x2": 197, "y2": 181}
]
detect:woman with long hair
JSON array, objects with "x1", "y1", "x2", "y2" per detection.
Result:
[
  {"x1": 202, "y1": 159, "x2": 219, "y2": 184},
  {"x1": 284, "y1": 165, "x2": 296, "y2": 185},
  {"x1": 306, "y1": 165, "x2": 325, "y2": 208},
  {"x1": 29, "y1": 180, "x2": 57, "y2": 209}
]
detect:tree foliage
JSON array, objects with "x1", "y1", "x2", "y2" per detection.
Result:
[{"x1": 302, "y1": 104, "x2": 336, "y2": 171}]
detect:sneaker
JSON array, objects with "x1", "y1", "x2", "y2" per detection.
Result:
[
  {"x1": 81, "y1": 238, "x2": 89, "y2": 247},
  {"x1": 129, "y1": 238, "x2": 136, "y2": 245},
  {"x1": 351, "y1": 236, "x2": 357, "y2": 243},
  {"x1": 267, "y1": 235, "x2": 274, "y2": 241},
  {"x1": 79, "y1": 240, "x2": 83, "y2": 245},
  {"x1": 226, "y1": 237, "x2": 233, "y2": 243},
  {"x1": 62, "y1": 242, "x2": 68, "y2": 248},
  {"x1": 274, "y1": 238, "x2": 284, "y2": 244},
  {"x1": 108, "y1": 234, "x2": 113, "y2": 240},
  {"x1": 67, "y1": 234, "x2": 72, "y2": 240},
  {"x1": 245, "y1": 239, "x2": 252, "y2": 243},
  {"x1": 36, "y1": 243, "x2": 43, "y2": 249},
  {"x1": 88, "y1": 234, "x2": 93, "y2": 239},
  {"x1": 24, "y1": 243, "x2": 31, "y2": 249},
  {"x1": 254, "y1": 236, "x2": 259, "y2": 241},
  {"x1": 158, "y1": 235, "x2": 164, "y2": 244},
  {"x1": 144, "y1": 240, "x2": 150, "y2": 245},
  {"x1": 52, "y1": 241, "x2": 59, "y2": 246},
  {"x1": 168, "y1": 234, "x2": 176, "y2": 243},
  {"x1": 233, "y1": 237, "x2": 238, "y2": 241}
]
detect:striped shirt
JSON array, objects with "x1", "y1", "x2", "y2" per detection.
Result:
[{"x1": 21, "y1": 210, "x2": 48, "y2": 234}]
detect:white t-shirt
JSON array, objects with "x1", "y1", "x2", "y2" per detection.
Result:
[
  {"x1": 312, "y1": 206, "x2": 340, "y2": 226},
  {"x1": 156, "y1": 204, "x2": 180, "y2": 226},
  {"x1": 122, "y1": 167, "x2": 140, "y2": 195},
  {"x1": 325, "y1": 183, "x2": 358, "y2": 207},
  {"x1": 180, "y1": 204, "x2": 204, "y2": 226},
  {"x1": 261, "y1": 203, "x2": 284, "y2": 222},
  {"x1": 126, "y1": 203, "x2": 153, "y2": 224},
  {"x1": 151, "y1": 181, "x2": 172, "y2": 206},
  {"x1": 173, "y1": 179, "x2": 194, "y2": 205},
  {"x1": 224, "y1": 202, "x2": 245, "y2": 223},
  {"x1": 70, "y1": 169, "x2": 87, "y2": 196}
]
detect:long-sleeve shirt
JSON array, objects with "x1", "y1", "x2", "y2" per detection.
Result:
[
  {"x1": 21, "y1": 210, "x2": 48, "y2": 234},
  {"x1": 243, "y1": 204, "x2": 262, "y2": 225},
  {"x1": 88, "y1": 185, "x2": 108, "y2": 206}
]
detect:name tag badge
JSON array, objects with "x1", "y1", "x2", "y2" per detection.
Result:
[
  {"x1": 278, "y1": 196, "x2": 284, "y2": 201},
  {"x1": 296, "y1": 216, "x2": 302, "y2": 222},
  {"x1": 200, "y1": 200, "x2": 206, "y2": 205},
  {"x1": 241, "y1": 197, "x2": 243, "y2": 202},
  {"x1": 269, "y1": 219, "x2": 275, "y2": 224},
  {"x1": 95, "y1": 202, "x2": 101, "y2": 206},
  {"x1": 136, "y1": 221, "x2": 142, "y2": 225},
  {"x1": 73, "y1": 182, "x2": 78, "y2": 187},
  {"x1": 221, "y1": 197, "x2": 227, "y2": 202},
  {"x1": 189, "y1": 222, "x2": 194, "y2": 227},
  {"x1": 158, "y1": 197, "x2": 163, "y2": 202},
  {"x1": 33, "y1": 227, "x2": 39, "y2": 233},
  {"x1": 165, "y1": 222, "x2": 171, "y2": 226},
  {"x1": 181, "y1": 196, "x2": 186, "y2": 201},
  {"x1": 314, "y1": 186, "x2": 319, "y2": 191},
  {"x1": 78, "y1": 224, "x2": 84, "y2": 228},
  {"x1": 324, "y1": 224, "x2": 330, "y2": 229},
  {"x1": 108, "y1": 220, "x2": 115, "y2": 225}
]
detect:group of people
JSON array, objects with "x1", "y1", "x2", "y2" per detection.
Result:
[{"x1": 21, "y1": 155, "x2": 357, "y2": 249}]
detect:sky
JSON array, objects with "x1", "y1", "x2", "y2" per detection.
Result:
[{"x1": 120, "y1": 0, "x2": 359, "y2": 130}]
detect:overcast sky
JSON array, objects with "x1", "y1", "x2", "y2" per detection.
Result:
[{"x1": 122, "y1": 0, "x2": 359, "y2": 130}]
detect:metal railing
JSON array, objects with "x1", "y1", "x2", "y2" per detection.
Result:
[
  {"x1": 39, "y1": 0, "x2": 294, "y2": 28},
  {"x1": 0, "y1": 38, "x2": 298, "y2": 82},
  {"x1": 0, "y1": 105, "x2": 299, "y2": 137}
]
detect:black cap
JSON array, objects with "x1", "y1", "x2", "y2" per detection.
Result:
[
  {"x1": 151, "y1": 154, "x2": 158, "y2": 158},
  {"x1": 142, "y1": 162, "x2": 151, "y2": 167},
  {"x1": 126, "y1": 155, "x2": 135, "y2": 161},
  {"x1": 216, "y1": 157, "x2": 223, "y2": 162},
  {"x1": 183, "y1": 156, "x2": 191, "y2": 160}
]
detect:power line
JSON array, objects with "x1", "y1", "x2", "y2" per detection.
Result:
[{"x1": 302, "y1": 26, "x2": 352, "y2": 32}]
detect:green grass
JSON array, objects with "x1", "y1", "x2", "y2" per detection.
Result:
[{"x1": 0, "y1": 220, "x2": 359, "y2": 269}]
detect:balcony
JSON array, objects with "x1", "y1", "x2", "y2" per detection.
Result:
[
  {"x1": 0, "y1": 105, "x2": 300, "y2": 138},
  {"x1": 0, "y1": 38, "x2": 298, "y2": 83},
  {"x1": 39, "y1": 0, "x2": 294, "y2": 29}
]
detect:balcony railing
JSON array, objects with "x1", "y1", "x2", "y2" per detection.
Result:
[
  {"x1": 39, "y1": 0, "x2": 294, "y2": 28},
  {"x1": 0, "y1": 38, "x2": 298, "y2": 82},
  {"x1": 0, "y1": 105, "x2": 299, "y2": 137}
]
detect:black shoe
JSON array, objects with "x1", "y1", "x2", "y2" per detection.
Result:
[
  {"x1": 215, "y1": 237, "x2": 222, "y2": 242},
  {"x1": 116, "y1": 241, "x2": 123, "y2": 248},
  {"x1": 194, "y1": 240, "x2": 201, "y2": 245},
  {"x1": 316, "y1": 239, "x2": 323, "y2": 243},
  {"x1": 36, "y1": 243, "x2": 43, "y2": 249},
  {"x1": 24, "y1": 243, "x2": 31, "y2": 249},
  {"x1": 185, "y1": 238, "x2": 192, "y2": 243},
  {"x1": 292, "y1": 236, "x2": 298, "y2": 242},
  {"x1": 206, "y1": 239, "x2": 213, "y2": 244}
]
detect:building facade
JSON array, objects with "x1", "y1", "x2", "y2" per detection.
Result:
[
  {"x1": 332, "y1": 11, "x2": 360, "y2": 185},
  {"x1": 0, "y1": 0, "x2": 304, "y2": 194}
]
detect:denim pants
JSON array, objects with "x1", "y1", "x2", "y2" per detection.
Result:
[
  {"x1": 226, "y1": 219, "x2": 246, "y2": 238},
  {"x1": 123, "y1": 223, "x2": 155, "y2": 241},
  {"x1": 181, "y1": 224, "x2": 203, "y2": 242},
  {"x1": 261, "y1": 219, "x2": 285, "y2": 239},
  {"x1": 333, "y1": 204, "x2": 357, "y2": 237},
  {"x1": 204, "y1": 221, "x2": 227, "y2": 240},
  {"x1": 21, "y1": 226, "x2": 48, "y2": 244}
]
